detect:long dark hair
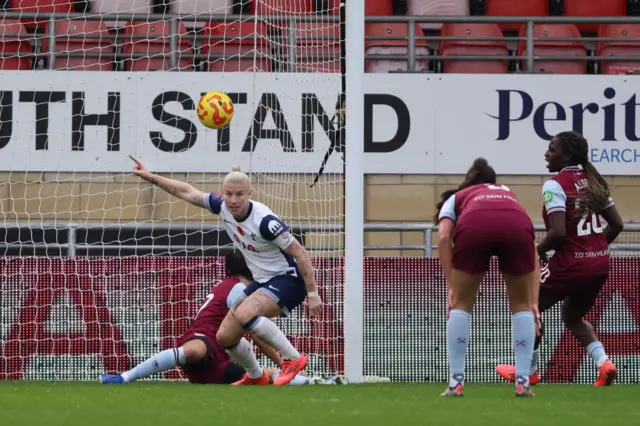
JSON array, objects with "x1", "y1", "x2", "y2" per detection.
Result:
[
  {"x1": 225, "y1": 251, "x2": 253, "y2": 281},
  {"x1": 555, "y1": 131, "x2": 610, "y2": 216},
  {"x1": 434, "y1": 158, "x2": 497, "y2": 222}
]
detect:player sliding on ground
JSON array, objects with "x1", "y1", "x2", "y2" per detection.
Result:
[
  {"x1": 436, "y1": 158, "x2": 540, "y2": 397},
  {"x1": 127, "y1": 157, "x2": 322, "y2": 386},
  {"x1": 496, "y1": 131, "x2": 624, "y2": 387},
  {"x1": 100, "y1": 252, "x2": 308, "y2": 385}
]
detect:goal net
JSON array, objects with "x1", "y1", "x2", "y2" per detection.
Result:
[{"x1": 0, "y1": 0, "x2": 349, "y2": 381}]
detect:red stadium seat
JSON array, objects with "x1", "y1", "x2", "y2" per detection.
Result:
[
  {"x1": 563, "y1": 0, "x2": 627, "y2": 32},
  {"x1": 517, "y1": 24, "x2": 587, "y2": 74},
  {"x1": 326, "y1": 0, "x2": 393, "y2": 15},
  {"x1": 292, "y1": 21, "x2": 341, "y2": 72},
  {"x1": 485, "y1": 0, "x2": 549, "y2": 31},
  {"x1": 42, "y1": 20, "x2": 113, "y2": 71},
  {"x1": 8, "y1": 0, "x2": 73, "y2": 26},
  {"x1": 597, "y1": 24, "x2": 640, "y2": 75},
  {"x1": 171, "y1": 0, "x2": 233, "y2": 28},
  {"x1": 123, "y1": 20, "x2": 193, "y2": 71},
  {"x1": 203, "y1": 21, "x2": 271, "y2": 72},
  {"x1": 0, "y1": 19, "x2": 31, "y2": 70},
  {"x1": 251, "y1": 0, "x2": 312, "y2": 15},
  {"x1": 440, "y1": 23, "x2": 508, "y2": 74},
  {"x1": 407, "y1": 0, "x2": 468, "y2": 31},
  {"x1": 364, "y1": 23, "x2": 430, "y2": 73},
  {"x1": 93, "y1": 0, "x2": 151, "y2": 28}
]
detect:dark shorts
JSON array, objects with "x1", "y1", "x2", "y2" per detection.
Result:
[
  {"x1": 178, "y1": 330, "x2": 244, "y2": 384},
  {"x1": 242, "y1": 274, "x2": 307, "y2": 317},
  {"x1": 452, "y1": 209, "x2": 535, "y2": 276},
  {"x1": 539, "y1": 264, "x2": 608, "y2": 317}
]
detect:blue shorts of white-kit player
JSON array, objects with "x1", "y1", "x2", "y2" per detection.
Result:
[
  {"x1": 201, "y1": 193, "x2": 309, "y2": 317},
  {"x1": 241, "y1": 274, "x2": 307, "y2": 317}
]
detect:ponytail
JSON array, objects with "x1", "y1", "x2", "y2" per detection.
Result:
[
  {"x1": 434, "y1": 158, "x2": 497, "y2": 222},
  {"x1": 578, "y1": 161, "x2": 611, "y2": 216},
  {"x1": 554, "y1": 131, "x2": 611, "y2": 216}
]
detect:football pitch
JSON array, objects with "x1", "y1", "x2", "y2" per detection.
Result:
[{"x1": 1, "y1": 382, "x2": 639, "y2": 426}]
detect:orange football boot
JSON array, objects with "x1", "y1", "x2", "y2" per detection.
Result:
[
  {"x1": 273, "y1": 354, "x2": 309, "y2": 386},
  {"x1": 440, "y1": 383, "x2": 464, "y2": 397},
  {"x1": 594, "y1": 360, "x2": 617, "y2": 387},
  {"x1": 515, "y1": 383, "x2": 534, "y2": 397},
  {"x1": 232, "y1": 372, "x2": 270, "y2": 386},
  {"x1": 495, "y1": 364, "x2": 540, "y2": 386}
]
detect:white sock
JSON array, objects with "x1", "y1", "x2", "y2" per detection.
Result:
[
  {"x1": 121, "y1": 347, "x2": 185, "y2": 383},
  {"x1": 587, "y1": 341, "x2": 609, "y2": 368},
  {"x1": 225, "y1": 338, "x2": 263, "y2": 379},
  {"x1": 248, "y1": 317, "x2": 301, "y2": 361},
  {"x1": 273, "y1": 371, "x2": 308, "y2": 385},
  {"x1": 513, "y1": 311, "x2": 536, "y2": 388},
  {"x1": 447, "y1": 309, "x2": 470, "y2": 388},
  {"x1": 530, "y1": 349, "x2": 540, "y2": 376}
]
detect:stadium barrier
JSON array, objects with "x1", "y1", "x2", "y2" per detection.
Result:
[
  {"x1": 3, "y1": 13, "x2": 640, "y2": 72},
  {"x1": 1, "y1": 222, "x2": 639, "y2": 257},
  {"x1": 0, "y1": 256, "x2": 638, "y2": 383}
]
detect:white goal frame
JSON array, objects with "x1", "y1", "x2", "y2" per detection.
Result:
[{"x1": 344, "y1": 0, "x2": 365, "y2": 384}]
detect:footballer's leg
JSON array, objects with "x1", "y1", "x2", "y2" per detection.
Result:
[
  {"x1": 441, "y1": 268, "x2": 485, "y2": 397},
  {"x1": 100, "y1": 338, "x2": 206, "y2": 384},
  {"x1": 496, "y1": 284, "x2": 562, "y2": 385},
  {"x1": 216, "y1": 310, "x2": 269, "y2": 386},
  {"x1": 503, "y1": 272, "x2": 536, "y2": 397},
  {"x1": 562, "y1": 277, "x2": 616, "y2": 387},
  {"x1": 234, "y1": 277, "x2": 309, "y2": 386}
]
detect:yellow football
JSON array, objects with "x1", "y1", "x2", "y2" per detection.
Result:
[{"x1": 197, "y1": 91, "x2": 234, "y2": 129}]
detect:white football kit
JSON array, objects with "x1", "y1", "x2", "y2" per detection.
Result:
[{"x1": 202, "y1": 193, "x2": 299, "y2": 283}]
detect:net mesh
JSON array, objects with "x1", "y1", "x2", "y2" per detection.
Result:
[{"x1": 0, "y1": 0, "x2": 346, "y2": 380}]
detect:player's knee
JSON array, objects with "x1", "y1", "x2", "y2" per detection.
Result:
[
  {"x1": 561, "y1": 306, "x2": 582, "y2": 327},
  {"x1": 562, "y1": 314, "x2": 582, "y2": 328},
  {"x1": 216, "y1": 328, "x2": 236, "y2": 349},
  {"x1": 182, "y1": 340, "x2": 207, "y2": 364},
  {"x1": 232, "y1": 304, "x2": 252, "y2": 325}
]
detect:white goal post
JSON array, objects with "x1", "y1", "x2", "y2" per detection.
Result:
[{"x1": 343, "y1": 0, "x2": 365, "y2": 384}]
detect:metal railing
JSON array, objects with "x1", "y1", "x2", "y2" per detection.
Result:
[
  {"x1": 2, "y1": 13, "x2": 640, "y2": 72},
  {"x1": 1, "y1": 221, "x2": 639, "y2": 257}
]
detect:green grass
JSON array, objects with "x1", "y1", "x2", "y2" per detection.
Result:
[{"x1": 1, "y1": 382, "x2": 639, "y2": 426}]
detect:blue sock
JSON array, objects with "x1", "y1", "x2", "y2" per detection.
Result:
[
  {"x1": 121, "y1": 347, "x2": 185, "y2": 383},
  {"x1": 447, "y1": 309, "x2": 471, "y2": 388},
  {"x1": 513, "y1": 311, "x2": 535, "y2": 388},
  {"x1": 587, "y1": 341, "x2": 609, "y2": 368}
]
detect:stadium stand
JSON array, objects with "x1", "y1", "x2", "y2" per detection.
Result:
[
  {"x1": 439, "y1": 23, "x2": 508, "y2": 74},
  {"x1": 0, "y1": 18, "x2": 31, "y2": 69},
  {"x1": 407, "y1": 0, "x2": 468, "y2": 30},
  {"x1": 170, "y1": 0, "x2": 233, "y2": 28},
  {"x1": 597, "y1": 24, "x2": 640, "y2": 75},
  {"x1": 517, "y1": 23, "x2": 587, "y2": 74},
  {"x1": 365, "y1": 22, "x2": 430, "y2": 73},
  {"x1": 563, "y1": 0, "x2": 627, "y2": 32},
  {"x1": 203, "y1": 20, "x2": 271, "y2": 72},
  {"x1": 93, "y1": 0, "x2": 152, "y2": 27},
  {"x1": 2, "y1": 0, "x2": 640, "y2": 74},
  {"x1": 291, "y1": 21, "x2": 341, "y2": 72},
  {"x1": 483, "y1": 0, "x2": 550, "y2": 31},
  {"x1": 43, "y1": 19, "x2": 113, "y2": 70},
  {"x1": 325, "y1": 0, "x2": 393, "y2": 16},
  {"x1": 122, "y1": 20, "x2": 193, "y2": 71},
  {"x1": 251, "y1": 0, "x2": 313, "y2": 15}
]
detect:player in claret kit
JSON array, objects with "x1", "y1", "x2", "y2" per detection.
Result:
[
  {"x1": 127, "y1": 157, "x2": 323, "y2": 386},
  {"x1": 100, "y1": 252, "x2": 308, "y2": 385},
  {"x1": 436, "y1": 158, "x2": 540, "y2": 398},
  {"x1": 496, "y1": 131, "x2": 624, "y2": 387}
]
